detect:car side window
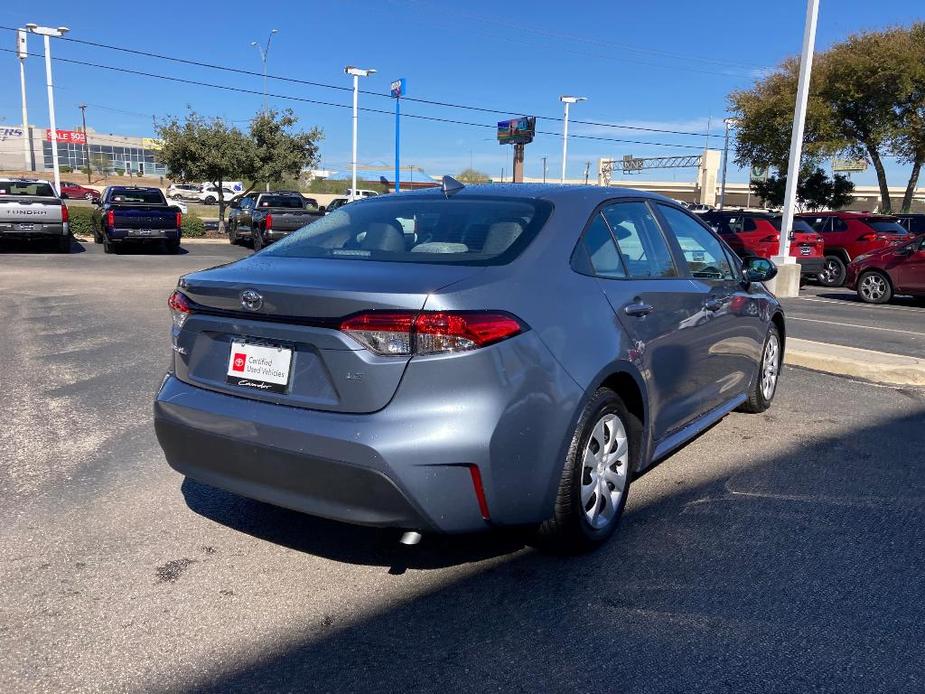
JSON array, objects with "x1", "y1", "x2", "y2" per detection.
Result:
[
  {"x1": 743, "y1": 217, "x2": 758, "y2": 232},
  {"x1": 807, "y1": 216, "x2": 830, "y2": 232},
  {"x1": 600, "y1": 202, "x2": 677, "y2": 278},
  {"x1": 832, "y1": 218, "x2": 848, "y2": 231},
  {"x1": 656, "y1": 204, "x2": 735, "y2": 281},
  {"x1": 578, "y1": 213, "x2": 626, "y2": 279}
]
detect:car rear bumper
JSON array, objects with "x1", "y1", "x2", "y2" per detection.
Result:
[
  {"x1": 0, "y1": 223, "x2": 68, "y2": 238},
  {"x1": 153, "y1": 332, "x2": 582, "y2": 533},
  {"x1": 109, "y1": 228, "x2": 180, "y2": 241},
  {"x1": 796, "y1": 256, "x2": 825, "y2": 275}
]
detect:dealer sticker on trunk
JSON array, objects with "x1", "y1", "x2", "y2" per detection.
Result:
[{"x1": 226, "y1": 340, "x2": 292, "y2": 393}]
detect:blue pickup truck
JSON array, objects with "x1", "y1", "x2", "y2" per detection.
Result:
[{"x1": 91, "y1": 186, "x2": 182, "y2": 254}]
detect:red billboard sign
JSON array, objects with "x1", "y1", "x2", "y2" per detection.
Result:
[{"x1": 46, "y1": 129, "x2": 87, "y2": 145}]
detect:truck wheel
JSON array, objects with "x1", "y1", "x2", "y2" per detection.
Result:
[
  {"x1": 818, "y1": 256, "x2": 846, "y2": 287},
  {"x1": 103, "y1": 237, "x2": 115, "y2": 254},
  {"x1": 57, "y1": 236, "x2": 71, "y2": 254},
  {"x1": 253, "y1": 230, "x2": 264, "y2": 252}
]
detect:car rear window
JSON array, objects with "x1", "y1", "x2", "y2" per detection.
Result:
[
  {"x1": 0, "y1": 181, "x2": 56, "y2": 197},
  {"x1": 262, "y1": 196, "x2": 552, "y2": 265},
  {"x1": 771, "y1": 217, "x2": 815, "y2": 233},
  {"x1": 863, "y1": 219, "x2": 907, "y2": 234},
  {"x1": 110, "y1": 188, "x2": 165, "y2": 204},
  {"x1": 258, "y1": 195, "x2": 304, "y2": 208}
]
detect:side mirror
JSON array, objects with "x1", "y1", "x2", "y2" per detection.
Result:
[{"x1": 742, "y1": 256, "x2": 778, "y2": 284}]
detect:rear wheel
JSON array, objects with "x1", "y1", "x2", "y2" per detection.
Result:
[
  {"x1": 857, "y1": 270, "x2": 892, "y2": 304},
  {"x1": 253, "y1": 229, "x2": 264, "y2": 252},
  {"x1": 538, "y1": 388, "x2": 636, "y2": 553},
  {"x1": 740, "y1": 324, "x2": 781, "y2": 414},
  {"x1": 818, "y1": 255, "x2": 846, "y2": 287},
  {"x1": 56, "y1": 236, "x2": 71, "y2": 253},
  {"x1": 102, "y1": 236, "x2": 115, "y2": 254},
  {"x1": 164, "y1": 239, "x2": 181, "y2": 254}
]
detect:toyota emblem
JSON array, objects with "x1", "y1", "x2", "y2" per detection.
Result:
[{"x1": 240, "y1": 289, "x2": 263, "y2": 311}]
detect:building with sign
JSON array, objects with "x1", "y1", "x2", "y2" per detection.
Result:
[{"x1": 0, "y1": 125, "x2": 167, "y2": 177}]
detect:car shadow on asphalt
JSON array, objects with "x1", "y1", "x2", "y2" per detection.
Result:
[
  {"x1": 176, "y1": 403, "x2": 925, "y2": 693},
  {"x1": 0, "y1": 238, "x2": 87, "y2": 254},
  {"x1": 811, "y1": 291, "x2": 925, "y2": 307}
]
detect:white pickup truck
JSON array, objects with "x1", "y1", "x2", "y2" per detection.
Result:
[{"x1": 0, "y1": 178, "x2": 70, "y2": 253}]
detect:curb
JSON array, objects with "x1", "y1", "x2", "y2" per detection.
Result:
[{"x1": 785, "y1": 338, "x2": 925, "y2": 387}]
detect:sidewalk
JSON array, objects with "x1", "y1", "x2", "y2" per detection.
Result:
[{"x1": 785, "y1": 338, "x2": 925, "y2": 387}]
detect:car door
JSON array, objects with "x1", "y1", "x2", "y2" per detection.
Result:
[
  {"x1": 583, "y1": 200, "x2": 709, "y2": 441},
  {"x1": 894, "y1": 236, "x2": 925, "y2": 293},
  {"x1": 654, "y1": 203, "x2": 763, "y2": 414}
]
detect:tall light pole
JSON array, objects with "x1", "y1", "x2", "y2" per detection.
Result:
[
  {"x1": 345, "y1": 66, "x2": 376, "y2": 201},
  {"x1": 541, "y1": 155, "x2": 547, "y2": 183},
  {"x1": 560, "y1": 96, "x2": 587, "y2": 183},
  {"x1": 26, "y1": 23, "x2": 69, "y2": 193},
  {"x1": 79, "y1": 104, "x2": 91, "y2": 183},
  {"x1": 719, "y1": 118, "x2": 738, "y2": 210},
  {"x1": 16, "y1": 29, "x2": 33, "y2": 171},
  {"x1": 778, "y1": 0, "x2": 820, "y2": 266},
  {"x1": 250, "y1": 29, "x2": 278, "y2": 115}
]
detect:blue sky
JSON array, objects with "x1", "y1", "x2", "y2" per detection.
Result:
[{"x1": 1, "y1": 0, "x2": 921, "y2": 187}]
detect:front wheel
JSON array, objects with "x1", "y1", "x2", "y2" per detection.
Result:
[
  {"x1": 740, "y1": 324, "x2": 781, "y2": 414},
  {"x1": 818, "y1": 256, "x2": 846, "y2": 287},
  {"x1": 857, "y1": 270, "x2": 892, "y2": 304},
  {"x1": 537, "y1": 388, "x2": 637, "y2": 553}
]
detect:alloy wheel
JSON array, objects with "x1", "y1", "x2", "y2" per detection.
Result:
[
  {"x1": 580, "y1": 413, "x2": 629, "y2": 530},
  {"x1": 761, "y1": 332, "x2": 780, "y2": 400},
  {"x1": 819, "y1": 259, "x2": 844, "y2": 286},
  {"x1": 859, "y1": 273, "x2": 887, "y2": 302}
]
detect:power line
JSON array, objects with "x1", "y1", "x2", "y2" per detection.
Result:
[
  {"x1": 0, "y1": 47, "x2": 705, "y2": 150},
  {"x1": 0, "y1": 25, "x2": 718, "y2": 139}
]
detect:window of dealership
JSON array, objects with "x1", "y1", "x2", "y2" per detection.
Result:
[{"x1": 41, "y1": 140, "x2": 167, "y2": 176}]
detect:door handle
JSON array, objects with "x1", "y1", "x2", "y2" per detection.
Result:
[
  {"x1": 704, "y1": 296, "x2": 730, "y2": 312},
  {"x1": 624, "y1": 302, "x2": 654, "y2": 317}
]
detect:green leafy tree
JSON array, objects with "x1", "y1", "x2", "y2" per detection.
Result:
[
  {"x1": 156, "y1": 112, "x2": 257, "y2": 226},
  {"x1": 730, "y1": 22, "x2": 925, "y2": 214},
  {"x1": 752, "y1": 166, "x2": 854, "y2": 211},
  {"x1": 249, "y1": 109, "x2": 322, "y2": 191},
  {"x1": 456, "y1": 168, "x2": 491, "y2": 183}
]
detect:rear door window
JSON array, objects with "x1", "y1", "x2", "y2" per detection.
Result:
[
  {"x1": 656, "y1": 204, "x2": 735, "y2": 280},
  {"x1": 575, "y1": 213, "x2": 625, "y2": 279},
  {"x1": 600, "y1": 201, "x2": 677, "y2": 278}
]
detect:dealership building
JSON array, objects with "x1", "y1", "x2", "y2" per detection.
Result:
[{"x1": 0, "y1": 125, "x2": 166, "y2": 177}]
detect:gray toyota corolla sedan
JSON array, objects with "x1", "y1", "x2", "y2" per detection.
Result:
[{"x1": 154, "y1": 183, "x2": 784, "y2": 551}]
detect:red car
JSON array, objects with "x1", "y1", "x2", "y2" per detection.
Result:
[
  {"x1": 59, "y1": 181, "x2": 101, "y2": 201},
  {"x1": 796, "y1": 211, "x2": 910, "y2": 287},
  {"x1": 698, "y1": 210, "x2": 824, "y2": 279},
  {"x1": 846, "y1": 234, "x2": 925, "y2": 303}
]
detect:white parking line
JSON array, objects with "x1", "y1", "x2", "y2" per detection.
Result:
[
  {"x1": 789, "y1": 316, "x2": 925, "y2": 336},
  {"x1": 794, "y1": 296, "x2": 925, "y2": 313}
]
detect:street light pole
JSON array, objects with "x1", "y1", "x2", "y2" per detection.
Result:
[
  {"x1": 778, "y1": 0, "x2": 820, "y2": 264},
  {"x1": 26, "y1": 24, "x2": 69, "y2": 195},
  {"x1": 719, "y1": 118, "x2": 737, "y2": 210},
  {"x1": 542, "y1": 156, "x2": 547, "y2": 183},
  {"x1": 16, "y1": 29, "x2": 32, "y2": 171},
  {"x1": 560, "y1": 96, "x2": 587, "y2": 183},
  {"x1": 345, "y1": 66, "x2": 376, "y2": 202},
  {"x1": 251, "y1": 29, "x2": 277, "y2": 192},
  {"x1": 79, "y1": 104, "x2": 91, "y2": 183}
]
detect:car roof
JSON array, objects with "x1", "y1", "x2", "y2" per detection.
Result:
[{"x1": 394, "y1": 183, "x2": 674, "y2": 206}]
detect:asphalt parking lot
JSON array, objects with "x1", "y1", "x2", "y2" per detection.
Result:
[{"x1": 1, "y1": 242, "x2": 924, "y2": 693}]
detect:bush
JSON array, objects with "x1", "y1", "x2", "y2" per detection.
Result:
[
  {"x1": 60, "y1": 165, "x2": 73, "y2": 173},
  {"x1": 115, "y1": 169, "x2": 125, "y2": 176},
  {"x1": 67, "y1": 205, "x2": 95, "y2": 238},
  {"x1": 181, "y1": 213, "x2": 206, "y2": 238}
]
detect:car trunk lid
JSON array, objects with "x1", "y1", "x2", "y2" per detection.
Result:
[{"x1": 173, "y1": 256, "x2": 483, "y2": 413}]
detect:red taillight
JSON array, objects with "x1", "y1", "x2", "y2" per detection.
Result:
[
  {"x1": 60, "y1": 204, "x2": 69, "y2": 223},
  {"x1": 176, "y1": 211, "x2": 182, "y2": 228},
  {"x1": 339, "y1": 311, "x2": 524, "y2": 356},
  {"x1": 468, "y1": 464, "x2": 490, "y2": 521},
  {"x1": 265, "y1": 213, "x2": 273, "y2": 231},
  {"x1": 106, "y1": 210, "x2": 114, "y2": 227},
  {"x1": 857, "y1": 233, "x2": 894, "y2": 242},
  {"x1": 167, "y1": 290, "x2": 191, "y2": 328}
]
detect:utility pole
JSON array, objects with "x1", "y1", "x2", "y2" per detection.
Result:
[
  {"x1": 79, "y1": 104, "x2": 91, "y2": 183},
  {"x1": 17, "y1": 29, "x2": 33, "y2": 171},
  {"x1": 719, "y1": 118, "x2": 737, "y2": 210},
  {"x1": 584, "y1": 161, "x2": 591, "y2": 185},
  {"x1": 345, "y1": 66, "x2": 376, "y2": 201},
  {"x1": 251, "y1": 29, "x2": 278, "y2": 191},
  {"x1": 778, "y1": 0, "x2": 820, "y2": 266},
  {"x1": 26, "y1": 23, "x2": 69, "y2": 195}
]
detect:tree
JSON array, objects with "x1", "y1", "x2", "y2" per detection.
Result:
[
  {"x1": 156, "y1": 112, "x2": 256, "y2": 227},
  {"x1": 751, "y1": 166, "x2": 854, "y2": 211},
  {"x1": 729, "y1": 22, "x2": 925, "y2": 214},
  {"x1": 249, "y1": 109, "x2": 322, "y2": 190},
  {"x1": 456, "y1": 168, "x2": 491, "y2": 183}
]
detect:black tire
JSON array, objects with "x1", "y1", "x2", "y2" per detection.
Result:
[
  {"x1": 164, "y1": 239, "x2": 181, "y2": 254},
  {"x1": 204, "y1": 196, "x2": 216, "y2": 205},
  {"x1": 856, "y1": 270, "x2": 893, "y2": 304},
  {"x1": 253, "y1": 229, "x2": 264, "y2": 252},
  {"x1": 739, "y1": 324, "x2": 782, "y2": 414},
  {"x1": 102, "y1": 236, "x2": 115, "y2": 254},
  {"x1": 228, "y1": 223, "x2": 238, "y2": 245},
  {"x1": 818, "y1": 255, "x2": 847, "y2": 287},
  {"x1": 537, "y1": 388, "x2": 638, "y2": 553},
  {"x1": 56, "y1": 236, "x2": 71, "y2": 254}
]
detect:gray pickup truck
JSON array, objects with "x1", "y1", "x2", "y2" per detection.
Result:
[
  {"x1": 0, "y1": 178, "x2": 70, "y2": 253},
  {"x1": 227, "y1": 192, "x2": 322, "y2": 250}
]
